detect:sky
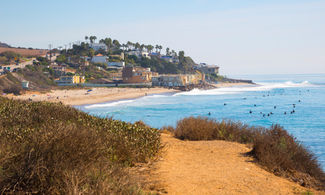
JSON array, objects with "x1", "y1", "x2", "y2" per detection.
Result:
[{"x1": 1, "y1": 0, "x2": 325, "y2": 75}]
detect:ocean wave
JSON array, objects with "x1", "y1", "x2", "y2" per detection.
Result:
[
  {"x1": 84, "y1": 99, "x2": 135, "y2": 109},
  {"x1": 174, "y1": 81, "x2": 314, "y2": 96}
]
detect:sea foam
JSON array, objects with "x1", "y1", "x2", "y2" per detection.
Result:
[{"x1": 174, "y1": 81, "x2": 313, "y2": 96}]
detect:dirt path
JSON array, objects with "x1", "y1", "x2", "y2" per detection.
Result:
[{"x1": 150, "y1": 133, "x2": 322, "y2": 195}]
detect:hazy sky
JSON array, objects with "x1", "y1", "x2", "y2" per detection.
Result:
[{"x1": 1, "y1": 0, "x2": 324, "y2": 75}]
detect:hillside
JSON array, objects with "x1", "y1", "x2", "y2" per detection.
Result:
[
  {"x1": 0, "y1": 47, "x2": 48, "y2": 57},
  {"x1": 0, "y1": 42, "x2": 10, "y2": 48},
  {"x1": 0, "y1": 97, "x2": 160, "y2": 194}
]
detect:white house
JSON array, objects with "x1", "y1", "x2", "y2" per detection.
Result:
[
  {"x1": 91, "y1": 54, "x2": 109, "y2": 64},
  {"x1": 107, "y1": 62, "x2": 125, "y2": 69},
  {"x1": 127, "y1": 50, "x2": 151, "y2": 59},
  {"x1": 90, "y1": 43, "x2": 108, "y2": 51}
]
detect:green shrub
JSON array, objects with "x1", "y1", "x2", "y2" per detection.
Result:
[
  {"x1": 172, "y1": 116, "x2": 325, "y2": 190},
  {"x1": 0, "y1": 97, "x2": 160, "y2": 193},
  {"x1": 3, "y1": 86, "x2": 21, "y2": 95}
]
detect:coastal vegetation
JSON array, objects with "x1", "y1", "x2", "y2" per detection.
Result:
[
  {"x1": 0, "y1": 97, "x2": 161, "y2": 194},
  {"x1": 0, "y1": 97, "x2": 324, "y2": 193},
  {"x1": 57, "y1": 35, "x2": 197, "y2": 74},
  {"x1": 163, "y1": 116, "x2": 325, "y2": 190}
]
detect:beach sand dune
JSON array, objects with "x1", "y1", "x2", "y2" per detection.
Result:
[{"x1": 149, "y1": 133, "x2": 322, "y2": 194}]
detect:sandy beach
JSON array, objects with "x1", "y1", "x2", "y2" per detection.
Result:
[
  {"x1": 3, "y1": 82, "x2": 254, "y2": 106},
  {"x1": 5, "y1": 87, "x2": 179, "y2": 106}
]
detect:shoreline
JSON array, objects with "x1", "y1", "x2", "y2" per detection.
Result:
[
  {"x1": 4, "y1": 87, "x2": 180, "y2": 106},
  {"x1": 3, "y1": 82, "x2": 255, "y2": 106}
]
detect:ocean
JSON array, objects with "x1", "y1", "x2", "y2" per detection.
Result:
[{"x1": 78, "y1": 74, "x2": 325, "y2": 169}]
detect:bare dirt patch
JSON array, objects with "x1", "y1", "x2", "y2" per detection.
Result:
[{"x1": 148, "y1": 133, "x2": 323, "y2": 194}]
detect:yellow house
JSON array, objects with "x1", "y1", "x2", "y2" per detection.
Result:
[{"x1": 56, "y1": 76, "x2": 85, "y2": 84}]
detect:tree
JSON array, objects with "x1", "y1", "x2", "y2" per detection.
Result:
[
  {"x1": 127, "y1": 41, "x2": 133, "y2": 50},
  {"x1": 147, "y1": 45, "x2": 154, "y2": 53},
  {"x1": 178, "y1": 51, "x2": 185, "y2": 61},
  {"x1": 56, "y1": 55, "x2": 66, "y2": 64},
  {"x1": 166, "y1": 47, "x2": 170, "y2": 56},
  {"x1": 155, "y1": 45, "x2": 159, "y2": 53},
  {"x1": 104, "y1": 38, "x2": 112, "y2": 50},
  {"x1": 112, "y1": 40, "x2": 120, "y2": 49},
  {"x1": 140, "y1": 44, "x2": 145, "y2": 52},
  {"x1": 89, "y1": 36, "x2": 97, "y2": 44},
  {"x1": 135, "y1": 42, "x2": 140, "y2": 50},
  {"x1": 85, "y1": 36, "x2": 89, "y2": 43}
]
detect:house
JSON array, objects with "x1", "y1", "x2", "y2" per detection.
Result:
[
  {"x1": 56, "y1": 75, "x2": 85, "y2": 84},
  {"x1": 141, "y1": 51, "x2": 150, "y2": 59},
  {"x1": 149, "y1": 52, "x2": 160, "y2": 57},
  {"x1": 160, "y1": 55, "x2": 179, "y2": 63},
  {"x1": 109, "y1": 53, "x2": 124, "y2": 61},
  {"x1": 80, "y1": 56, "x2": 91, "y2": 66},
  {"x1": 160, "y1": 56, "x2": 173, "y2": 63},
  {"x1": 152, "y1": 74, "x2": 202, "y2": 87},
  {"x1": 127, "y1": 50, "x2": 141, "y2": 57},
  {"x1": 91, "y1": 54, "x2": 109, "y2": 64},
  {"x1": 107, "y1": 62, "x2": 125, "y2": 69},
  {"x1": 197, "y1": 63, "x2": 219, "y2": 74},
  {"x1": 51, "y1": 65, "x2": 66, "y2": 72},
  {"x1": 127, "y1": 50, "x2": 150, "y2": 59},
  {"x1": 89, "y1": 43, "x2": 108, "y2": 51},
  {"x1": 122, "y1": 66, "x2": 157, "y2": 83}
]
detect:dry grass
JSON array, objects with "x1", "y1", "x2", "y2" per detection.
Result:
[
  {"x1": 0, "y1": 97, "x2": 161, "y2": 194},
  {"x1": 165, "y1": 116, "x2": 325, "y2": 190},
  {"x1": 0, "y1": 47, "x2": 47, "y2": 57}
]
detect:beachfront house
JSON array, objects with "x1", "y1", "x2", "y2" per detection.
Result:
[
  {"x1": 56, "y1": 75, "x2": 86, "y2": 84},
  {"x1": 197, "y1": 63, "x2": 219, "y2": 74},
  {"x1": 122, "y1": 66, "x2": 157, "y2": 83}
]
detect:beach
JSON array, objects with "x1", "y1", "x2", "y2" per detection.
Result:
[
  {"x1": 5, "y1": 87, "x2": 179, "y2": 106},
  {"x1": 3, "y1": 82, "x2": 250, "y2": 106}
]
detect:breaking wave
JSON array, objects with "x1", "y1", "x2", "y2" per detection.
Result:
[{"x1": 174, "y1": 81, "x2": 313, "y2": 96}]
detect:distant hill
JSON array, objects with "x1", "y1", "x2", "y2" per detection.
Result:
[
  {"x1": 0, "y1": 42, "x2": 11, "y2": 48},
  {"x1": 0, "y1": 47, "x2": 48, "y2": 57}
]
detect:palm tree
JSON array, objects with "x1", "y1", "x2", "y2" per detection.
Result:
[
  {"x1": 140, "y1": 44, "x2": 145, "y2": 52},
  {"x1": 122, "y1": 44, "x2": 127, "y2": 51},
  {"x1": 105, "y1": 38, "x2": 112, "y2": 50},
  {"x1": 147, "y1": 45, "x2": 154, "y2": 53},
  {"x1": 127, "y1": 41, "x2": 133, "y2": 50},
  {"x1": 113, "y1": 40, "x2": 120, "y2": 49},
  {"x1": 159, "y1": 45, "x2": 163, "y2": 54},
  {"x1": 155, "y1": 45, "x2": 159, "y2": 53},
  {"x1": 89, "y1": 36, "x2": 97, "y2": 44},
  {"x1": 85, "y1": 36, "x2": 89, "y2": 43},
  {"x1": 166, "y1": 47, "x2": 170, "y2": 56},
  {"x1": 135, "y1": 42, "x2": 140, "y2": 50}
]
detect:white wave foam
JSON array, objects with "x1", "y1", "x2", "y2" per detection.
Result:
[
  {"x1": 85, "y1": 99, "x2": 135, "y2": 109},
  {"x1": 174, "y1": 81, "x2": 313, "y2": 96}
]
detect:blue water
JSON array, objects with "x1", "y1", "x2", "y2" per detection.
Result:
[{"x1": 78, "y1": 74, "x2": 325, "y2": 169}]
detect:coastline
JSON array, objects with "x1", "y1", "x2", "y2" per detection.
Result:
[
  {"x1": 4, "y1": 87, "x2": 179, "y2": 106},
  {"x1": 3, "y1": 82, "x2": 255, "y2": 106}
]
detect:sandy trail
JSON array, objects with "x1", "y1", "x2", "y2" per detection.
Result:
[{"x1": 150, "y1": 133, "x2": 321, "y2": 195}]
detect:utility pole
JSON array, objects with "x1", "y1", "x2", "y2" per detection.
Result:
[{"x1": 49, "y1": 44, "x2": 52, "y2": 64}]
